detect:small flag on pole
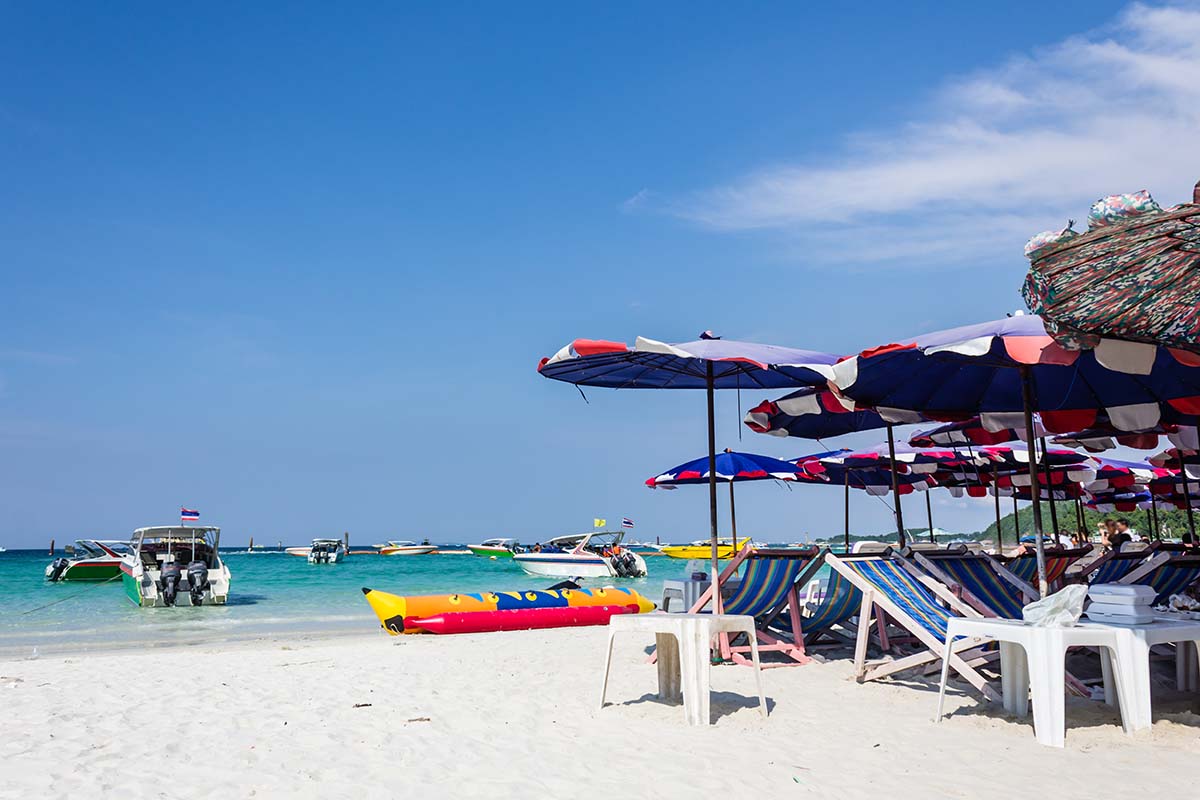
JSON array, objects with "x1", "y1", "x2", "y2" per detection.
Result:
[
  {"x1": 181, "y1": 507, "x2": 200, "y2": 522},
  {"x1": 622, "y1": 517, "x2": 635, "y2": 528},
  {"x1": 593, "y1": 518, "x2": 606, "y2": 528}
]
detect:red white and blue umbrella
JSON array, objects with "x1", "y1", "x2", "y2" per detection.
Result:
[
  {"x1": 646, "y1": 450, "x2": 804, "y2": 546},
  {"x1": 743, "y1": 387, "x2": 892, "y2": 438},
  {"x1": 908, "y1": 416, "x2": 1043, "y2": 448},
  {"x1": 538, "y1": 332, "x2": 839, "y2": 608},
  {"x1": 646, "y1": 450, "x2": 804, "y2": 487},
  {"x1": 831, "y1": 314, "x2": 1200, "y2": 593}
]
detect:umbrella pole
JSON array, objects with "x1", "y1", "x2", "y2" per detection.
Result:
[
  {"x1": 1151, "y1": 495, "x2": 1160, "y2": 540},
  {"x1": 705, "y1": 364, "x2": 722, "y2": 620},
  {"x1": 728, "y1": 480, "x2": 738, "y2": 546},
  {"x1": 1075, "y1": 496, "x2": 1085, "y2": 537},
  {"x1": 1145, "y1": 507, "x2": 1154, "y2": 541},
  {"x1": 1039, "y1": 438, "x2": 1059, "y2": 540},
  {"x1": 925, "y1": 491, "x2": 935, "y2": 544},
  {"x1": 843, "y1": 471, "x2": 850, "y2": 553},
  {"x1": 993, "y1": 488, "x2": 1002, "y2": 552},
  {"x1": 1013, "y1": 495, "x2": 1021, "y2": 538},
  {"x1": 1179, "y1": 453, "x2": 1197, "y2": 542},
  {"x1": 1020, "y1": 366, "x2": 1049, "y2": 597},
  {"x1": 886, "y1": 424, "x2": 906, "y2": 548}
]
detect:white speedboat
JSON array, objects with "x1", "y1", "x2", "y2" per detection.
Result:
[
  {"x1": 308, "y1": 538, "x2": 347, "y2": 564},
  {"x1": 120, "y1": 526, "x2": 230, "y2": 607},
  {"x1": 513, "y1": 531, "x2": 647, "y2": 579},
  {"x1": 377, "y1": 540, "x2": 437, "y2": 556}
]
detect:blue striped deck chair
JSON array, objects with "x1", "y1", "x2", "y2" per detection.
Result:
[
  {"x1": 826, "y1": 552, "x2": 1000, "y2": 700},
  {"x1": 1080, "y1": 544, "x2": 1160, "y2": 585},
  {"x1": 1121, "y1": 552, "x2": 1200, "y2": 605},
  {"x1": 764, "y1": 551, "x2": 862, "y2": 647},
  {"x1": 997, "y1": 545, "x2": 1092, "y2": 591},
  {"x1": 911, "y1": 549, "x2": 1035, "y2": 620},
  {"x1": 685, "y1": 545, "x2": 821, "y2": 667}
]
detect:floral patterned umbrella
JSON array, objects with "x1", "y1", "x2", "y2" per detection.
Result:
[{"x1": 1022, "y1": 184, "x2": 1200, "y2": 353}]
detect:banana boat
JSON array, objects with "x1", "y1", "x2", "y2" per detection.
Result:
[
  {"x1": 409, "y1": 604, "x2": 638, "y2": 634},
  {"x1": 361, "y1": 585, "x2": 656, "y2": 634}
]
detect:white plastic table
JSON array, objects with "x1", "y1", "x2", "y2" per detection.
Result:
[
  {"x1": 660, "y1": 578, "x2": 712, "y2": 613},
  {"x1": 1082, "y1": 617, "x2": 1200, "y2": 732},
  {"x1": 600, "y1": 613, "x2": 767, "y2": 726},
  {"x1": 935, "y1": 617, "x2": 1130, "y2": 748}
]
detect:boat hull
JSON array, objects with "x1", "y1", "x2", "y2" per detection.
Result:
[
  {"x1": 466, "y1": 545, "x2": 514, "y2": 558},
  {"x1": 47, "y1": 561, "x2": 123, "y2": 581},
  {"x1": 379, "y1": 546, "x2": 437, "y2": 556},
  {"x1": 660, "y1": 544, "x2": 744, "y2": 560},
  {"x1": 120, "y1": 561, "x2": 231, "y2": 607},
  {"x1": 512, "y1": 554, "x2": 615, "y2": 578}
]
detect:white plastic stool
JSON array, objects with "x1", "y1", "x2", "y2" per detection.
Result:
[
  {"x1": 935, "y1": 617, "x2": 1131, "y2": 748},
  {"x1": 660, "y1": 578, "x2": 712, "y2": 613},
  {"x1": 600, "y1": 613, "x2": 767, "y2": 726}
]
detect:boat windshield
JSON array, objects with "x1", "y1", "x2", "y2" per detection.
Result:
[{"x1": 580, "y1": 531, "x2": 625, "y2": 554}]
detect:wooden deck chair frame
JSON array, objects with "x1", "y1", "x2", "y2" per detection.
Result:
[
  {"x1": 682, "y1": 544, "x2": 820, "y2": 668},
  {"x1": 825, "y1": 551, "x2": 1001, "y2": 701}
]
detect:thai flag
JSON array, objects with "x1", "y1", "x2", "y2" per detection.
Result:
[
  {"x1": 181, "y1": 507, "x2": 200, "y2": 521},
  {"x1": 622, "y1": 517, "x2": 634, "y2": 528}
]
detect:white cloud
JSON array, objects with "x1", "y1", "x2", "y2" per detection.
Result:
[{"x1": 663, "y1": 2, "x2": 1200, "y2": 265}]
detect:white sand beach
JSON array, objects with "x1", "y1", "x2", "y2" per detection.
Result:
[{"x1": 4, "y1": 627, "x2": 1199, "y2": 799}]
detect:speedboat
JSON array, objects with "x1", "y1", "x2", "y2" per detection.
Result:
[
  {"x1": 660, "y1": 537, "x2": 751, "y2": 560},
  {"x1": 513, "y1": 531, "x2": 647, "y2": 579},
  {"x1": 622, "y1": 540, "x2": 663, "y2": 554},
  {"x1": 308, "y1": 538, "x2": 347, "y2": 564},
  {"x1": 466, "y1": 538, "x2": 521, "y2": 558},
  {"x1": 377, "y1": 540, "x2": 437, "y2": 556},
  {"x1": 120, "y1": 526, "x2": 231, "y2": 607},
  {"x1": 46, "y1": 539, "x2": 133, "y2": 581}
]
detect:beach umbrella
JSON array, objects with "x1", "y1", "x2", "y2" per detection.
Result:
[
  {"x1": 791, "y1": 448, "x2": 940, "y2": 550},
  {"x1": 645, "y1": 450, "x2": 804, "y2": 544},
  {"x1": 744, "y1": 387, "x2": 892, "y2": 438},
  {"x1": 742, "y1": 386, "x2": 915, "y2": 546},
  {"x1": 830, "y1": 314, "x2": 1200, "y2": 594},
  {"x1": 908, "y1": 417, "x2": 1040, "y2": 448},
  {"x1": 798, "y1": 444, "x2": 963, "y2": 547},
  {"x1": 538, "y1": 333, "x2": 838, "y2": 616},
  {"x1": 1022, "y1": 184, "x2": 1200, "y2": 354}
]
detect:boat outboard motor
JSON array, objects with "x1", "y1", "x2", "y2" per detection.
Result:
[
  {"x1": 160, "y1": 562, "x2": 182, "y2": 606},
  {"x1": 46, "y1": 558, "x2": 70, "y2": 582},
  {"x1": 187, "y1": 560, "x2": 210, "y2": 606},
  {"x1": 614, "y1": 551, "x2": 642, "y2": 578}
]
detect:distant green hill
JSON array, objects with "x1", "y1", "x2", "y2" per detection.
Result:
[{"x1": 810, "y1": 500, "x2": 1196, "y2": 545}]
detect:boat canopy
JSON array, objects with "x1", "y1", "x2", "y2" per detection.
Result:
[
  {"x1": 312, "y1": 538, "x2": 344, "y2": 545},
  {"x1": 479, "y1": 538, "x2": 515, "y2": 546},
  {"x1": 135, "y1": 526, "x2": 220, "y2": 537}
]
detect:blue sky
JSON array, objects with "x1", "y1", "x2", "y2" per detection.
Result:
[{"x1": 2, "y1": 2, "x2": 1198, "y2": 546}]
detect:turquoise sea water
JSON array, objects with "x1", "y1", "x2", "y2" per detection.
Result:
[{"x1": 0, "y1": 547, "x2": 702, "y2": 655}]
